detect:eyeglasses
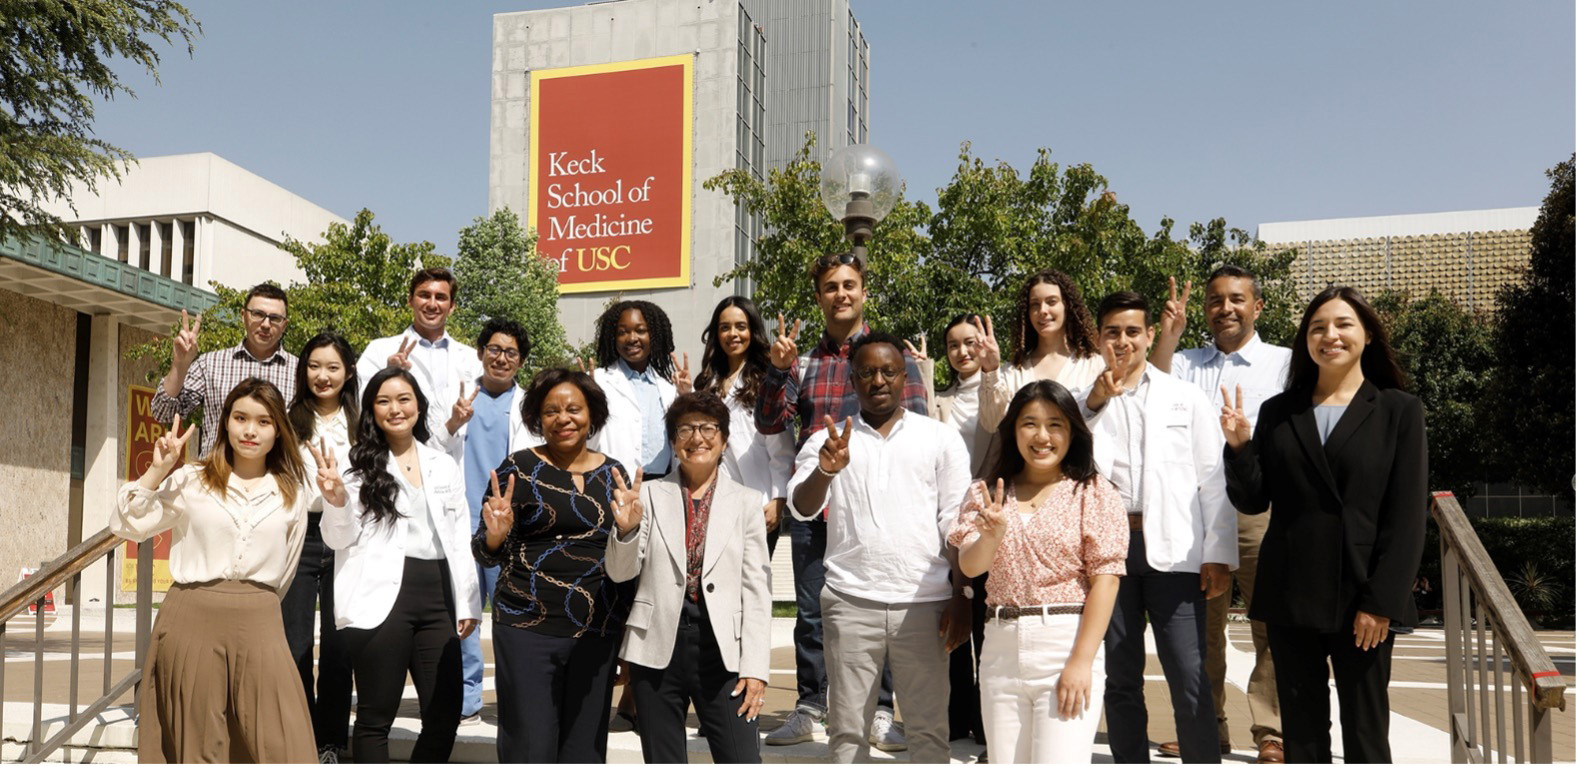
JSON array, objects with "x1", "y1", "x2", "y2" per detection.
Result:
[
  {"x1": 675, "y1": 423, "x2": 721, "y2": 440},
  {"x1": 853, "y1": 367, "x2": 903, "y2": 382},
  {"x1": 243, "y1": 308, "x2": 287, "y2": 326},
  {"x1": 484, "y1": 345, "x2": 521, "y2": 362}
]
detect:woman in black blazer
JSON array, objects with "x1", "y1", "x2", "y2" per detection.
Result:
[{"x1": 1220, "y1": 286, "x2": 1427, "y2": 764}]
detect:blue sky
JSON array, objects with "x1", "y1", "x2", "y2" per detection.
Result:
[{"x1": 96, "y1": 1, "x2": 1574, "y2": 251}]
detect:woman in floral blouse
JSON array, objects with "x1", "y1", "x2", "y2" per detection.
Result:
[{"x1": 949, "y1": 379, "x2": 1128, "y2": 764}]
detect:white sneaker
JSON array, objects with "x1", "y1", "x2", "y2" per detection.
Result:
[
  {"x1": 868, "y1": 708, "x2": 907, "y2": 752},
  {"x1": 459, "y1": 713, "x2": 483, "y2": 726},
  {"x1": 764, "y1": 706, "x2": 823, "y2": 746}
]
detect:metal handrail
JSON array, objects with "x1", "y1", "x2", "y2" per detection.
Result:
[
  {"x1": 1434, "y1": 490, "x2": 1569, "y2": 763},
  {"x1": 0, "y1": 527, "x2": 154, "y2": 762}
]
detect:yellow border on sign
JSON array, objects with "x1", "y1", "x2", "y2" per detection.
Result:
[{"x1": 528, "y1": 54, "x2": 694, "y2": 294}]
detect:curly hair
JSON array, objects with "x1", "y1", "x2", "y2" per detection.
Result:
[
  {"x1": 520, "y1": 368, "x2": 610, "y2": 438},
  {"x1": 594, "y1": 300, "x2": 676, "y2": 379},
  {"x1": 694, "y1": 296, "x2": 773, "y2": 409},
  {"x1": 1010, "y1": 269, "x2": 1098, "y2": 366}
]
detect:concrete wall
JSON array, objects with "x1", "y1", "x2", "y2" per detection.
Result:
[
  {"x1": 490, "y1": 0, "x2": 744, "y2": 354},
  {"x1": 0, "y1": 288, "x2": 76, "y2": 585}
]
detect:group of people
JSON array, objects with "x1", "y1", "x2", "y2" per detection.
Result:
[{"x1": 116, "y1": 251, "x2": 1427, "y2": 765}]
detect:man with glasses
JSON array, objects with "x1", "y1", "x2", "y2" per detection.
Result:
[
  {"x1": 451, "y1": 318, "x2": 539, "y2": 724},
  {"x1": 152, "y1": 282, "x2": 297, "y2": 456}
]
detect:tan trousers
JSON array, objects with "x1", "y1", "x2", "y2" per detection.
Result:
[
  {"x1": 1204, "y1": 509, "x2": 1282, "y2": 746},
  {"x1": 138, "y1": 580, "x2": 317, "y2": 763},
  {"x1": 822, "y1": 587, "x2": 951, "y2": 764}
]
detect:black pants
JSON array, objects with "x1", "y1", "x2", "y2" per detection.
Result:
[
  {"x1": 342, "y1": 558, "x2": 462, "y2": 764},
  {"x1": 494, "y1": 624, "x2": 619, "y2": 763},
  {"x1": 1266, "y1": 619, "x2": 1396, "y2": 763},
  {"x1": 629, "y1": 597, "x2": 761, "y2": 764},
  {"x1": 947, "y1": 573, "x2": 987, "y2": 744},
  {"x1": 280, "y1": 512, "x2": 353, "y2": 752}
]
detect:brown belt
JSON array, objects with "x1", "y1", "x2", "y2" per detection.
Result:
[
  {"x1": 989, "y1": 604, "x2": 1084, "y2": 621},
  {"x1": 1127, "y1": 514, "x2": 1145, "y2": 531}
]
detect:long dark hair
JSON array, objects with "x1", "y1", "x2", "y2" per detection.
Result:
[
  {"x1": 199, "y1": 378, "x2": 308, "y2": 509},
  {"x1": 348, "y1": 367, "x2": 432, "y2": 526},
  {"x1": 940, "y1": 312, "x2": 983, "y2": 390},
  {"x1": 988, "y1": 380, "x2": 1099, "y2": 485},
  {"x1": 1010, "y1": 269, "x2": 1098, "y2": 365},
  {"x1": 694, "y1": 296, "x2": 772, "y2": 408},
  {"x1": 1286, "y1": 286, "x2": 1409, "y2": 394},
  {"x1": 287, "y1": 332, "x2": 359, "y2": 444},
  {"x1": 594, "y1": 300, "x2": 676, "y2": 378}
]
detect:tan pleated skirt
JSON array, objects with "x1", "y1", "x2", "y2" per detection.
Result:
[{"x1": 138, "y1": 580, "x2": 317, "y2": 763}]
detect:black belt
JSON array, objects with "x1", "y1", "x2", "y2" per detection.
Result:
[{"x1": 989, "y1": 604, "x2": 1084, "y2": 621}]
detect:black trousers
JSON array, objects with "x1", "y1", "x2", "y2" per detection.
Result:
[
  {"x1": 629, "y1": 597, "x2": 761, "y2": 764},
  {"x1": 1265, "y1": 619, "x2": 1396, "y2": 763},
  {"x1": 494, "y1": 624, "x2": 619, "y2": 763},
  {"x1": 342, "y1": 557, "x2": 462, "y2": 764},
  {"x1": 280, "y1": 512, "x2": 353, "y2": 751},
  {"x1": 947, "y1": 573, "x2": 987, "y2": 743}
]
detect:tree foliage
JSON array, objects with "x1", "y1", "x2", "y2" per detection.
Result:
[
  {"x1": 0, "y1": 0, "x2": 200, "y2": 243},
  {"x1": 1484, "y1": 155, "x2": 1575, "y2": 496},
  {"x1": 450, "y1": 207, "x2": 569, "y2": 378}
]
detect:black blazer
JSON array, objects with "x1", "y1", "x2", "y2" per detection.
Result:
[{"x1": 1224, "y1": 380, "x2": 1428, "y2": 633}]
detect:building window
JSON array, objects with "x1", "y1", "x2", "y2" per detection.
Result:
[
  {"x1": 159, "y1": 220, "x2": 173, "y2": 276},
  {"x1": 137, "y1": 222, "x2": 151, "y2": 270},
  {"x1": 115, "y1": 224, "x2": 129, "y2": 262},
  {"x1": 181, "y1": 219, "x2": 196, "y2": 284}
]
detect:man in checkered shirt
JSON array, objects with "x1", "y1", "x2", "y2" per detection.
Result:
[{"x1": 151, "y1": 283, "x2": 297, "y2": 456}]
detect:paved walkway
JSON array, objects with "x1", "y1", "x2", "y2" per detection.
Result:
[{"x1": 3, "y1": 613, "x2": 1575, "y2": 763}]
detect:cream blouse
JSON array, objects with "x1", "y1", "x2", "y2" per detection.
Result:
[
  {"x1": 113, "y1": 464, "x2": 309, "y2": 595},
  {"x1": 978, "y1": 354, "x2": 1105, "y2": 433}
]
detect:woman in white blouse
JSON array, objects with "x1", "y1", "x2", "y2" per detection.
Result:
[
  {"x1": 112, "y1": 377, "x2": 319, "y2": 763},
  {"x1": 977, "y1": 269, "x2": 1105, "y2": 434},
  {"x1": 321, "y1": 367, "x2": 482, "y2": 763},
  {"x1": 691, "y1": 296, "x2": 794, "y2": 549},
  {"x1": 281, "y1": 331, "x2": 358, "y2": 762}
]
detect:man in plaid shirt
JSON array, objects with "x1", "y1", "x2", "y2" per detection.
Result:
[
  {"x1": 151, "y1": 283, "x2": 297, "y2": 456},
  {"x1": 754, "y1": 252, "x2": 929, "y2": 752}
]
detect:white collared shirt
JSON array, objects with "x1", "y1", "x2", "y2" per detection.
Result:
[
  {"x1": 113, "y1": 465, "x2": 309, "y2": 594},
  {"x1": 787, "y1": 410, "x2": 972, "y2": 604},
  {"x1": 1171, "y1": 333, "x2": 1292, "y2": 428},
  {"x1": 1105, "y1": 370, "x2": 1153, "y2": 515}
]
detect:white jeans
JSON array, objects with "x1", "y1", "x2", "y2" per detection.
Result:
[{"x1": 980, "y1": 612, "x2": 1104, "y2": 764}]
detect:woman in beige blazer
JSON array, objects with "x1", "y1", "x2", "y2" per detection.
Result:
[{"x1": 606, "y1": 392, "x2": 773, "y2": 764}]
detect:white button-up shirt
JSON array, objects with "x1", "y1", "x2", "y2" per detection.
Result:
[
  {"x1": 1170, "y1": 333, "x2": 1292, "y2": 429},
  {"x1": 1104, "y1": 371, "x2": 1153, "y2": 515},
  {"x1": 787, "y1": 410, "x2": 972, "y2": 604}
]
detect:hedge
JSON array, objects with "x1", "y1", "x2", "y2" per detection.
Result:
[{"x1": 1419, "y1": 515, "x2": 1575, "y2": 628}]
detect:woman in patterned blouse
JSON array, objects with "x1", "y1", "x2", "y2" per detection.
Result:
[
  {"x1": 948, "y1": 379, "x2": 1129, "y2": 764},
  {"x1": 474, "y1": 368, "x2": 632, "y2": 763}
]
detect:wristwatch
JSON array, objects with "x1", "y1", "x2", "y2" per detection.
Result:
[{"x1": 960, "y1": 585, "x2": 976, "y2": 599}]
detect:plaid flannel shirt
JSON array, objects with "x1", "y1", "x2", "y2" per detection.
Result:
[
  {"x1": 150, "y1": 343, "x2": 298, "y2": 456},
  {"x1": 754, "y1": 323, "x2": 930, "y2": 450}
]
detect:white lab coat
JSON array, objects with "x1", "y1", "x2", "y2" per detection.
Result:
[
  {"x1": 719, "y1": 376, "x2": 795, "y2": 506},
  {"x1": 589, "y1": 364, "x2": 677, "y2": 478},
  {"x1": 357, "y1": 328, "x2": 484, "y2": 467}
]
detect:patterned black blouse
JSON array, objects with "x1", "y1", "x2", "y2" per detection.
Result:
[{"x1": 472, "y1": 449, "x2": 631, "y2": 639}]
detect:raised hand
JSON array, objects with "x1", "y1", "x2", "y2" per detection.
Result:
[
  {"x1": 611, "y1": 469, "x2": 644, "y2": 535},
  {"x1": 1087, "y1": 342, "x2": 1128, "y2": 411},
  {"x1": 171, "y1": 310, "x2": 202, "y2": 370},
  {"x1": 974, "y1": 478, "x2": 1009, "y2": 539},
  {"x1": 1219, "y1": 384, "x2": 1252, "y2": 452},
  {"x1": 903, "y1": 335, "x2": 929, "y2": 361},
  {"x1": 670, "y1": 352, "x2": 693, "y2": 394},
  {"x1": 144, "y1": 414, "x2": 196, "y2": 487},
  {"x1": 770, "y1": 313, "x2": 803, "y2": 371},
  {"x1": 447, "y1": 382, "x2": 479, "y2": 434},
  {"x1": 308, "y1": 438, "x2": 347, "y2": 507},
  {"x1": 575, "y1": 356, "x2": 597, "y2": 374},
  {"x1": 1159, "y1": 276, "x2": 1193, "y2": 340},
  {"x1": 386, "y1": 337, "x2": 415, "y2": 371},
  {"x1": 482, "y1": 470, "x2": 516, "y2": 543},
  {"x1": 817, "y1": 415, "x2": 854, "y2": 475},
  {"x1": 971, "y1": 314, "x2": 1001, "y2": 372}
]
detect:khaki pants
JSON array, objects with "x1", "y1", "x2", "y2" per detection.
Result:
[
  {"x1": 1204, "y1": 510, "x2": 1282, "y2": 746},
  {"x1": 822, "y1": 587, "x2": 951, "y2": 764}
]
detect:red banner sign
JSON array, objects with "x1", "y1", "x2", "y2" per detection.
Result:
[
  {"x1": 122, "y1": 385, "x2": 172, "y2": 592},
  {"x1": 529, "y1": 55, "x2": 693, "y2": 293}
]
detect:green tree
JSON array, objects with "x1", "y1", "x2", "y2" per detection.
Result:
[
  {"x1": 1374, "y1": 290, "x2": 1498, "y2": 499},
  {"x1": 1484, "y1": 155, "x2": 1575, "y2": 496},
  {"x1": 450, "y1": 207, "x2": 569, "y2": 378},
  {"x1": 0, "y1": 0, "x2": 200, "y2": 242}
]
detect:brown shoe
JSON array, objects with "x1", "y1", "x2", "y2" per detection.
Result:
[
  {"x1": 1157, "y1": 741, "x2": 1234, "y2": 758},
  {"x1": 1256, "y1": 741, "x2": 1285, "y2": 764}
]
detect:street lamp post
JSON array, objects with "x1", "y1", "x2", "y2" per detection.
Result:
[{"x1": 819, "y1": 144, "x2": 900, "y2": 264}]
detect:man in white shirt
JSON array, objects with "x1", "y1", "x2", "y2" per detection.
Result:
[
  {"x1": 786, "y1": 332, "x2": 973, "y2": 764},
  {"x1": 1147, "y1": 266, "x2": 1292, "y2": 763},
  {"x1": 357, "y1": 268, "x2": 483, "y2": 467},
  {"x1": 1080, "y1": 291, "x2": 1236, "y2": 765}
]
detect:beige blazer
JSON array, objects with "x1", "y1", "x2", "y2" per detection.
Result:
[
  {"x1": 931, "y1": 384, "x2": 999, "y2": 480},
  {"x1": 606, "y1": 473, "x2": 772, "y2": 681}
]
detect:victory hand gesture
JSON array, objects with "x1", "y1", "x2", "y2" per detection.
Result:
[
  {"x1": 482, "y1": 470, "x2": 516, "y2": 543},
  {"x1": 817, "y1": 416, "x2": 854, "y2": 474},
  {"x1": 308, "y1": 438, "x2": 347, "y2": 507},
  {"x1": 1159, "y1": 276, "x2": 1193, "y2": 340},
  {"x1": 611, "y1": 470, "x2": 644, "y2": 535},
  {"x1": 670, "y1": 352, "x2": 693, "y2": 394},
  {"x1": 974, "y1": 479, "x2": 1009, "y2": 539},
  {"x1": 447, "y1": 382, "x2": 479, "y2": 434},
  {"x1": 970, "y1": 315, "x2": 1001, "y2": 372},
  {"x1": 386, "y1": 337, "x2": 415, "y2": 371},
  {"x1": 903, "y1": 335, "x2": 929, "y2": 361},
  {"x1": 145, "y1": 413, "x2": 196, "y2": 485},
  {"x1": 171, "y1": 310, "x2": 202, "y2": 370},
  {"x1": 575, "y1": 356, "x2": 597, "y2": 374},
  {"x1": 1219, "y1": 384, "x2": 1252, "y2": 452},
  {"x1": 770, "y1": 314, "x2": 803, "y2": 371},
  {"x1": 1087, "y1": 342, "x2": 1128, "y2": 411}
]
